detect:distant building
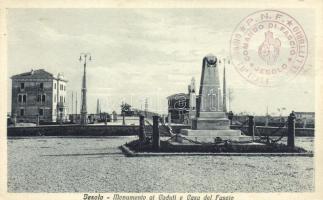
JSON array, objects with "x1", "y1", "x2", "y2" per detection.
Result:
[
  {"x1": 294, "y1": 112, "x2": 315, "y2": 120},
  {"x1": 11, "y1": 69, "x2": 68, "y2": 123}
]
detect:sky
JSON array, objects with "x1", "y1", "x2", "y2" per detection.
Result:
[{"x1": 6, "y1": 8, "x2": 316, "y2": 115}]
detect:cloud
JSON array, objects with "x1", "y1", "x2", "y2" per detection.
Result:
[{"x1": 7, "y1": 9, "x2": 315, "y2": 114}]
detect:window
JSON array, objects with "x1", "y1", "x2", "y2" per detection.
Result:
[
  {"x1": 37, "y1": 95, "x2": 41, "y2": 102},
  {"x1": 18, "y1": 94, "x2": 26, "y2": 103},
  {"x1": 60, "y1": 96, "x2": 63, "y2": 103},
  {"x1": 18, "y1": 95, "x2": 22, "y2": 103},
  {"x1": 54, "y1": 94, "x2": 56, "y2": 103},
  {"x1": 40, "y1": 83, "x2": 44, "y2": 89},
  {"x1": 42, "y1": 95, "x2": 46, "y2": 103},
  {"x1": 23, "y1": 95, "x2": 27, "y2": 103},
  {"x1": 64, "y1": 86, "x2": 66, "y2": 91},
  {"x1": 20, "y1": 83, "x2": 25, "y2": 90},
  {"x1": 39, "y1": 108, "x2": 44, "y2": 116},
  {"x1": 64, "y1": 97, "x2": 65, "y2": 103},
  {"x1": 20, "y1": 109, "x2": 24, "y2": 116},
  {"x1": 54, "y1": 83, "x2": 56, "y2": 89}
]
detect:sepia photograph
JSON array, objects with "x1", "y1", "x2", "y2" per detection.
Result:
[{"x1": 0, "y1": 1, "x2": 322, "y2": 199}]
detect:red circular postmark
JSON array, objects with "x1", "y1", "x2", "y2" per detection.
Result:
[{"x1": 230, "y1": 10, "x2": 308, "y2": 87}]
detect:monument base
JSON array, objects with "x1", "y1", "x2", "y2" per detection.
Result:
[
  {"x1": 192, "y1": 112, "x2": 230, "y2": 130},
  {"x1": 177, "y1": 129, "x2": 248, "y2": 143}
]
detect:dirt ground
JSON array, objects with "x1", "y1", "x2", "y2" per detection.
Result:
[{"x1": 7, "y1": 136, "x2": 314, "y2": 192}]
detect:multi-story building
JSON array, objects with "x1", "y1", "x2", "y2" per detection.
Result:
[{"x1": 11, "y1": 69, "x2": 68, "y2": 123}]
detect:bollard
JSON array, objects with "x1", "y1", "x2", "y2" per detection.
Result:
[
  {"x1": 152, "y1": 115, "x2": 160, "y2": 150},
  {"x1": 36, "y1": 115, "x2": 40, "y2": 126},
  {"x1": 104, "y1": 114, "x2": 107, "y2": 125},
  {"x1": 139, "y1": 115, "x2": 146, "y2": 142},
  {"x1": 248, "y1": 116, "x2": 255, "y2": 141},
  {"x1": 287, "y1": 114, "x2": 296, "y2": 148},
  {"x1": 122, "y1": 112, "x2": 126, "y2": 125}
]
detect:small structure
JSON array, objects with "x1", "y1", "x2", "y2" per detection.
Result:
[
  {"x1": 167, "y1": 93, "x2": 189, "y2": 124},
  {"x1": 180, "y1": 54, "x2": 241, "y2": 142},
  {"x1": 11, "y1": 69, "x2": 68, "y2": 123}
]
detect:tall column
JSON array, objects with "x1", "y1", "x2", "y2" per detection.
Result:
[
  {"x1": 223, "y1": 63, "x2": 227, "y2": 113},
  {"x1": 79, "y1": 53, "x2": 91, "y2": 125},
  {"x1": 75, "y1": 92, "x2": 78, "y2": 115},
  {"x1": 96, "y1": 99, "x2": 100, "y2": 114}
]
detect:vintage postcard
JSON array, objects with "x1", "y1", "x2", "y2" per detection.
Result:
[{"x1": 0, "y1": 0, "x2": 322, "y2": 200}]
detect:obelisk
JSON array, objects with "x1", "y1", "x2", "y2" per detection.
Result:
[
  {"x1": 193, "y1": 54, "x2": 228, "y2": 130},
  {"x1": 180, "y1": 54, "x2": 241, "y2": 142}
]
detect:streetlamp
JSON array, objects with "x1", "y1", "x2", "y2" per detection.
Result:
[{"x1": 79, "y1": 53, "x2": 91, "y2": 125}]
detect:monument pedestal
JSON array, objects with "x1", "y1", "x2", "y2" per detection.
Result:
[
  {"x1": 179, "y1": 111, "x2": 243, "y2": 143},
  {"x1": 179, "y1": 129, "x2": 245, "y2": 143},
  {"x1": 192, "y1": 112, "x2": 231, "y2": 130}
]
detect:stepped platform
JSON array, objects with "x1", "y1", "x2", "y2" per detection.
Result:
[{"x1": 178, "y1": 129, "x2": 248, "y2": 143}]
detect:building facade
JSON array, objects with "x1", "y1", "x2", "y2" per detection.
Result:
[
  {"x1": 167, "y1": 93, "x2": 190, "y2": 124},
  {"x1": 294, "y1": 112, "x2": 315, "y2": 120},
  {"x1": 11, "y1": 69, "x2": 68, "y2": 123}
]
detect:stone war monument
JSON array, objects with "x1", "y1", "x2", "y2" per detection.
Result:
[{"x1": 180, "y1": 54, "x2": 242, "y2": 142}]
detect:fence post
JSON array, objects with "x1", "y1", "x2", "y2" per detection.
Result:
[
  {"x1": 139, "y1": 115, "x2": 146, "y2": 142},
  {"x1": 248, "y1": 116, "x2": 255, "y2": 141},
  {"x1": 152, "y1": 115, "x2": 160, "y2": 150},
  {"x1": 287, "y1": 114, "x2": 296, "y2": 148}
]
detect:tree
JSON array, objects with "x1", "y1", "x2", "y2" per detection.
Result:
[{"x1": 121, "y1": 102, "x2": 133, "y2": 116}]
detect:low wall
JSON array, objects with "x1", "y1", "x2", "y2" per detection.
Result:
[
  {"x1": 7, "y1": 125, "x2": 139, "y2": 137},
  {"x1": 7, "y1": 124, "x2": 314, "y2": 137},
  {"x1": 230, "y1": 125, "x2": 314, "y2": 137}
]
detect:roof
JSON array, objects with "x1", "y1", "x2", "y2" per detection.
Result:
[
  {"x1": 11, "y1": 69, "x2": 67, "y2": 82},
  {"x1": 167, "y1": 93, "x2": 189, "y2": 100}
]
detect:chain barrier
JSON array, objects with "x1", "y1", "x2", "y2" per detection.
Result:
[
  {"x1": 142, "y1": 116, "x2": 289, "y2": 146},
  {"x1": 254, "y1": 120, "x2": 288, "y2": 144},
  {"x1": 160, "y1": 120, "x2": 175, "y2": 137},
  {"x1": 178, "y1": 134, "x2": 230, "y2": 145},
  {"x1": 233, "y1": 119, "x2": 249, "y2": 135}
]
